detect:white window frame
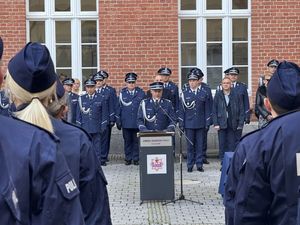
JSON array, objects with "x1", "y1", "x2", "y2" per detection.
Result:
[
  {"x1": 178, "y1": 0, "x2": 251, "y2": 94},
  {"x1": 26, "y1": 0, "x2": 99, "y2": 83}
]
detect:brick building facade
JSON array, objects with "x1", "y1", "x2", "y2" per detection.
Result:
[{"x1": 1, "y1": 0, "x2": 300, "y2": 115}]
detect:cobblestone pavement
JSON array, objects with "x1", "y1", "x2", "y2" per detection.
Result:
[{"x1": 102, "y1": 157, "x2": 225, "y2": 225}]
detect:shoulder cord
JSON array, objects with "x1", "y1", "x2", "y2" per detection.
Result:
[
  {"x1": 119, "y1": 91, "x2": 132, "y2": 106},
  {"x1": 181, "y1": 92, "x2": 195, "y2": 109},
  {"x1": 78, "y1": 96, "x2": 90, "y2": 114},
  {"x1": 141, "y1": 100, "x2": 156, "y2": 122}
]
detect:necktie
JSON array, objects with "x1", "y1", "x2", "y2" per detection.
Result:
[{"x1": 89, "y1": 95, "x2": 92, "y2": 100}]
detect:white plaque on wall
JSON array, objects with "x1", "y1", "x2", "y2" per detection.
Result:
[{"x1": 147, "y1": 154, "x2": 167, "y2": 174}]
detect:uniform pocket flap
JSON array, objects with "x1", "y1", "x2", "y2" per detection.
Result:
[{"x1": 56, "y1": 173, "x2": 80, "y2": 200}]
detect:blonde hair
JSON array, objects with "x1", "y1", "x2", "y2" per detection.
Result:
[{"x1": 5, "y1": 71, "x2": 56, "y2": 133}]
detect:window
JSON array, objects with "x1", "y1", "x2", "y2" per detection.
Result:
[
  {"x1": 26, "y1": 0, "x2": 98, "y2": 85},
  {"x1": 179, "y1": 0, "x2": 251, "y2": 91}
]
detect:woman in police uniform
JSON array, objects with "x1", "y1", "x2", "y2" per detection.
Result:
[
  {"x1": 4, "y1": 42, "x2": 84, "y2": 224},
  {"x1": 48, "y1": 79, "x2": 112, "y2": 225}
]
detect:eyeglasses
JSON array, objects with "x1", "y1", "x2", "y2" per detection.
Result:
[
  {"x1": 127, "y1": 81, "x2": 135, "y2": 84},
  {"x1": 265, "y1": 79, "x2": 271, "y2": 82}
]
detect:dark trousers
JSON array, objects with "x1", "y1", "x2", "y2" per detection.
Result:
[
  {"x1": 100, "y1": 126, "x2": 110, "y2": 162},
  {"x1": 122, "y1": 128, "x2": 139, "y2": 161},
  {"x1": 217, "y1": 128, "x2": 237, "y2": 161},
  {"x1": 202, "y1": 127, "x2": 209, "y2": 159},
  {"x1": 185, "y1": 128, "x2": 204, "y2": 169},
  {"x1": 90, "y1": 132, "x2": 101, "y2": 161}
]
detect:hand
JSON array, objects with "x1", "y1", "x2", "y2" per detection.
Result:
[
  {"x1": 116, "y1": 123, "x2": 122, "y2": 130},
  {"x1": 139, "y1": 126, "x2": 148, "y2": 132},
  {"x1": 237, "y1": 126, "x2": 243, "y2": 130}
]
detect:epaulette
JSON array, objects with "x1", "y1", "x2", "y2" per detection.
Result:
[
  {"x1": 11, "y1": 116, "x2": 60, "y2": 142},
  {"x1": 61, "y1": 119, "x2": 92, "y2": 141}
]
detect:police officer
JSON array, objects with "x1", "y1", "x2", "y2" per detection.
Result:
[
  {"x1": 191, "y1": 67, "x2": 213, "y2": 164},
  {"x1": 212, "y1": 77, "x2": 244, "y2": 162},
  {"x1": 137, "y1": 81, "x2": 176, "y2": 132},
  {"x1": 146, "y1": 74, "x2": 174, "y2": 103},
  {"x1": 158, "y1": 67, "x2": 179, "y2": 113},
  {"x1": 96, "y1": 70, "x2": 117, "y2": 164},
  {"x1": 225, "y1": 61, "x2": 300, "y2": 225},
  {"x1": 62, "y1": 77, "x2": 79, "y2": 124},
  {"x1": 0, "y1": 37, "x2": 13, "y2": 117},
  {"x1": 116, "y1": 72, "x2": 146, "y2": 165},
  {"x1": 178, "y1": 69, "x2": 210, "y2": 172},
  {"x1": 5, "y1": 42, "x2": 84, "y2": 224},
  {"x1": 48, "y1": 80, "x2": 112, "y2": 225},
  {"x1": 76, "y1": 78, "x2": 108, "y2": 164},
  {"x1": 228, "y1": 67, "x2": 250, "y2": 127},
  {"x1": 267, "y1": 59, "x2": 279, "y2": 76}
]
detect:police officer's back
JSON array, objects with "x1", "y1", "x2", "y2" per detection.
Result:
[
  {"x1": 49, "y1": 81, "x2": 112, "y2": 225},
  {"x1": 5, "y1": 42, "x2": 84, "y2": 224},
  {"x1": 226, "y1": 61, "x2": 300, "y2": 225}
]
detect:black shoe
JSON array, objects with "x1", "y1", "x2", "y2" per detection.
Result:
[
  {"x1": 187, "y1": 168, "x2": 193, "y2": 173},
  {"x1": 203, "y1": 159, "x2": 210, "y2": 164},
  {"x1": 125, "y1": 160, "x2": 132, "y2": 165},
  {"x1": 197, "y1": 167, "x2": 204, "y2": 172},
  {"x1": 133, "y1": 161, "x2": 139, "y2": 166},
  {"x1": 101, "y1": 162, "x2": 107, "y2": 166}
]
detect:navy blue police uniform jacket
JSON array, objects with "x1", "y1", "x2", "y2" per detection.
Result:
[
  {"x1": 76, "y1": 93, "x2": 108, "y2": 134},
  {"x1": 52, "y1": 118, "x2": 112, "y2": 225},
  {"x1": 212, "y1": 90, "x2": 245, "y2": 130},
  {"x1": 178, "y1": 86, "x2": 211, "y2": 129},
  {"x1": 68, "y1": 92, "x2": 79, "y2": 124},
  {"x1": 226, "y1": 110, "x2": 300, "y2": 225},
  {"x1": 137, "y1": 98, "x2": 176, "y2": 131},
  {"x1": 232, "y1": 82, "x2": 250, "y2": 123},
  {"x1": 0, "y1": 115, "x2": 84, "y2": 225},
  {"x1": 101, "y1": 85, "x2": 117, "y2": 124},
  {"x1": 116, "y1": 87, "x2": 145, "y2": 129},
  {"x1": 164, "y1": 81, "x2": 179, "y2": 112},
  {"x1": 202, "y1": 83, "x2": 213, "y2": 126}
]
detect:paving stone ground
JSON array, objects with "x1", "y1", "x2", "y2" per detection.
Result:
[{"x1": 102, "y1": 157, "x2": 225, "y2": 225}]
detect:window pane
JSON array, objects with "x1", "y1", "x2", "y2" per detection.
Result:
[
  {"x1": 181, "y1": 68, "x2": 192, "y2": 88},
  {"x1": 82, "y1": 45, "x2": 97, "y2": 67},
  {"x1": 29, "y1": 21, "x2": 45, "y2": 43},
  {"x1": 181, "y1": 44, "x2": 196, "y2": 66},
  {"x1": 233, "y1": 0, "x2": 248, "y2": 9},
  {"x1": 55, "y1": 0, "x2": 70, "y2": 12},
  {"x1": 29, "y1": 0, "x2": 44, "y2": 12},
  {"x1": 233, "y1": 19, "x2": 248, "y2": 41},
  {"x1": 82, "y1": 21, "x2": 97, "y2": 43},
  {"x1": 56, "y1": 45, "x2": 71, "y2": 67},
  {"x1": 82, "y1": 69, "x2": 97, "y2": 82},
  {"x1": 235, "y1": 67, "x2": 248, "y2": 84},
  {"x1": 181, "y1": 20, "x2": 196, "y2": 42},
  {"x1": 181, "y1": 0, "x2": 196, "y2": 10},
  {"x1": 206, "y1": 0, "x2": 222, "y2": 10},
  {"x1": 56, "y1": 21, "x2": 71, "y2": 43},
  {"x1": 207, "y1": 19, "x2": 222, "y2": 41},
  {"x1": 81, "y1": 0, "x2": 96, "y2": 11},
  {"x1": 57, "y1": 69, "x2": 72, "y2": 79},
  {"x1": 207, "y1": 67, "x2": 222, "y2": 89},
  {"x1": 207, "y1": 44, "x2": 222, "y2": 65},
  {"x1": 233, "y1": 43, "x2": 248, "y2": 65}
]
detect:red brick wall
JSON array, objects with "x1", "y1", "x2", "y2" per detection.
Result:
[
  {"x1": 251, "y1": 0, "x2": 300, "y2": 107},
  {"x1": 0, "y1": 0, "x2": 26, "y2": 69},
  {"x1": 99, "y1": 0, "x2": 179, "y2": 91}
]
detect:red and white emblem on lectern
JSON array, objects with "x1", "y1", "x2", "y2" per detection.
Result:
[
  {"x1": 151, "y1": 157, "x2": 163, "y2": 171},
  {"x1": 147, "y1": 154, "x2": 167, "y2": 174}
]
